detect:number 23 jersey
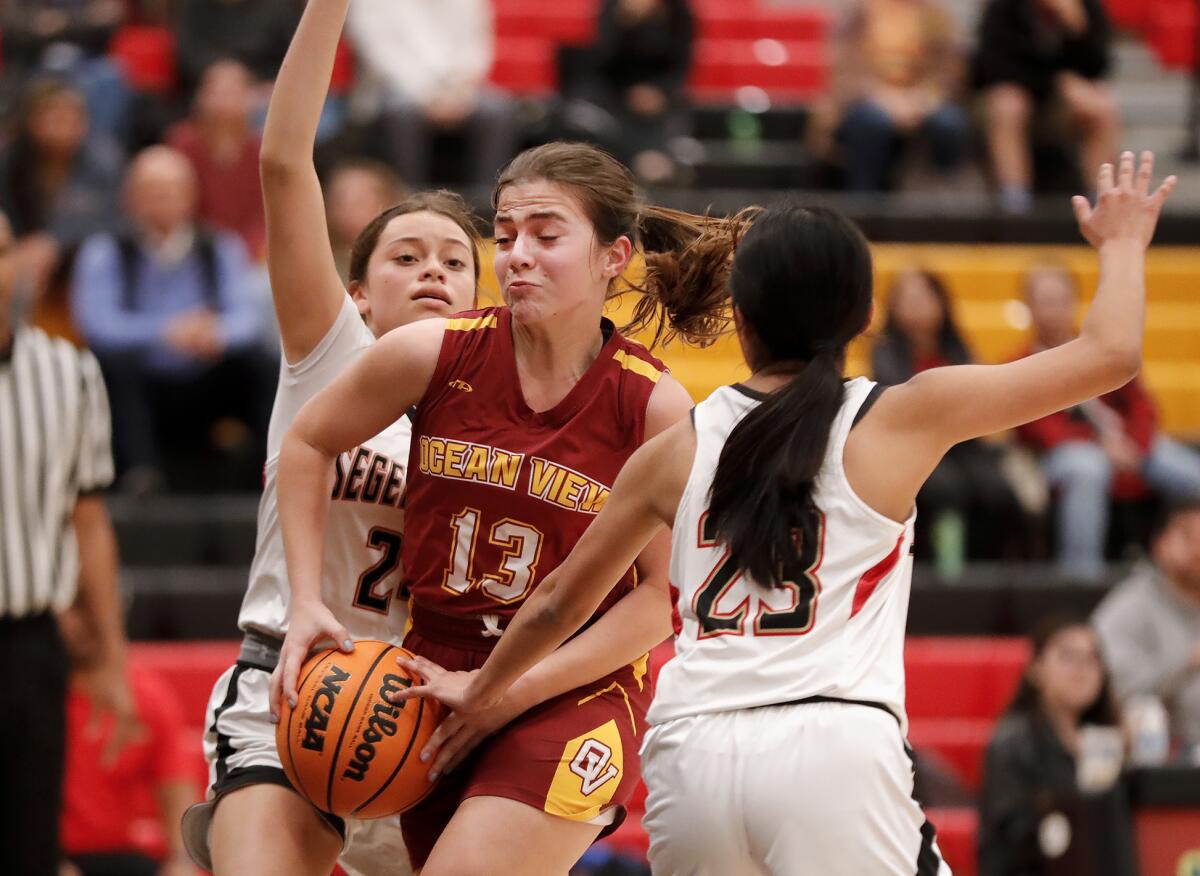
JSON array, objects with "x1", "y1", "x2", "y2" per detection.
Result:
[
  {"x1": 402, "y1": 307, "x2": 666, "y2": 627},
  {"x1": 651, "y1": 379, "x2": 917, "y2": 731}
]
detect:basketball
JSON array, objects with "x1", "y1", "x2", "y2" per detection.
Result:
[{"x1": 275, "y1": 640, "x2": 442, "y2": 818}]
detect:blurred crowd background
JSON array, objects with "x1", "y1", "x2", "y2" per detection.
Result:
[{"x1": 3, "y1": 1, "x2": 1200, "y2": 875}]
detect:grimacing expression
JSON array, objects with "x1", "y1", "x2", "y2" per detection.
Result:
[
  {"x1": 492, "y1": 179, "x2": 631, "y2": 328},
  {"x1": 353, "y1": 210, "x2": 477, "y2": 335}
]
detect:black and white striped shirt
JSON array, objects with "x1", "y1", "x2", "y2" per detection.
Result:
[{"x1": 0, "y1": 326, "x2": 114, "y2": 618}]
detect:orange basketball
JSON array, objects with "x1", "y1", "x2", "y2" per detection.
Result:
[{"x1": 275, "y1": 640, "x2": 442, "y2": 818}]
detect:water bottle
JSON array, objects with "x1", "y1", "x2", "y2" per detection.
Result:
[
  {"x1": 1127, "y1": 694, "x2": 1171, "y2": 766},
  {"x1": 932, "y1": 510, "x2": 965, "y2": 581}
]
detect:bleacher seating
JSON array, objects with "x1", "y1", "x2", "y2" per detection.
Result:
[{"x1": 136, "y1": 636, "x2": 1026, "y2": 876}]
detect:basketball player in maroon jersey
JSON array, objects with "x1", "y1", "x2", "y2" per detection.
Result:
[{"x1": 272, "y1": 143, "x2": 748, "y2": 873}]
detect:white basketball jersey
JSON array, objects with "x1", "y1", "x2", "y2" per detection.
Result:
[
  {"x1": 238, "y1": 296, "x2": 411, "y2": 643},
  {"x1": 649, "y1": 378, "x2": 916, "y2": 732}
]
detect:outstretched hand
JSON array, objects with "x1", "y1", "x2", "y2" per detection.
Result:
[{"x1": 1072, "y1": 151, "x2": 1177, "y2": 250}]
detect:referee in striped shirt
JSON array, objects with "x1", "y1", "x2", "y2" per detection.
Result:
[{"x1": 0, "y1": 211, "x2": 136, "y2": 874}]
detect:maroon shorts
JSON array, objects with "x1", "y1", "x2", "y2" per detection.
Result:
[{"x1": 399, "y1": 606, "x2": 652, "y2": 870}]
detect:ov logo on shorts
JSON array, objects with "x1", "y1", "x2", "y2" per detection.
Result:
[{"x1": 570, "y1": 739, "x2": 619, "y2": 795}]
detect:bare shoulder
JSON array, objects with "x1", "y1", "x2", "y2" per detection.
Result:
[
  {"x1": 621, "y1": 415, "x2": 697, "y2": 527},
  {"x1": 644, "y1": 372, "x2": 694, "y2": 440}
]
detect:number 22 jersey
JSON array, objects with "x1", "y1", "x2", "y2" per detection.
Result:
[{"x1": 402, "y1": 307, "x2": 667, "y2": 634}]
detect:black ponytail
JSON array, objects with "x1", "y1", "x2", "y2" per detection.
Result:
[{"x1": 706, "y1": 205, "x2": 873, "y2": 589}]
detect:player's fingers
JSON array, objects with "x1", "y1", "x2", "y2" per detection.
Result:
[
  {"x1": 1152, "y1": 175, "x2": 1179, "y2": 209},
  {"x1": 386, "y1": 681, "x2": 431, "y2": 703},
  {"x1": 431, "y1": 730, "x2": 478, "y2": 779},
  {"x1": 1116, "y1": 151, "x2": 1135, "y2": 191},
  {"x1": 1134, "y1": 151, "x2": 1154, "y2": 196},
  {"x1": 398, "y1": 655, "x2": 442, "y2": 682},
  {"x1": 331, "y1": 626, "x2": 353, "y2": 653},
  {"x1": 268, "y1": 668, "x2": 282, "y2": 720},
  {"x1": 282, "y1": 651, "x2": 300, "y2": 707},
  {"x1": 421, "y1": 713, "x2": 461, "y2": 763},
  {"x1": 1071, "y1": 195, "x2": 1091, "y2": 228},
  {"x1": 1097, "y1": 161, "x2": 1115, "y2": 195}
]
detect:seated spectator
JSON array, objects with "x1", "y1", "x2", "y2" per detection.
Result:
[
  {"x1": 167, "y1": 60, "x2": 267, "y2": 261},
  {"x1": 0, "y1": 80, "x2": 123, "y2": 298},
  {"x1": 831, "y1": 0, "x2": 971, "y2": 192},
  {"x1": 974, "y1": 0, "x2": 1119, "y2": 213},
  {"x1": 0, "y1": 0, "x2": 132, "y2": 142},
  {"x1": 346, "y1": 0, "x2": 517, "y2": 187},
  {"x1": 324, "y1": 159, "x2": 407, "y2": 283},
  {"x1": 573, "y1": 0, "x2": 695, "y2": 184},
  {"x1": 57, "y1": 605, "x2": 199, "y2": 876},
  {"x1": 173, "y1": 0, "x2": 300, "y2": 97},
  {"x1": 1015, "y1": 265, "x2": 1200, "y2": 580},
  {"x1": 873, "y1": 269, "x2": 1026, "y2": 562},
  {"x1": 978, "y1": 614, "x2": 1136, "y2": 876},
  {"x1": 71, "y1": 146, "x2": 275, "y2": 494},
  {"x1": 1094, "y1": 500, "x2": 1200, "y2": 754}
]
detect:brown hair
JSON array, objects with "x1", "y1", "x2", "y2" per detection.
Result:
[
  {"x1": 348, "y1": 190, "x2": 484, "y2": 286},
  {"x1": 494, "y1": 142, "x2": 756, "y2": 347}
]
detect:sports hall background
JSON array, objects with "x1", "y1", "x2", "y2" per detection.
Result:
[{"x1": 4, "y1": 0, "x2": 1200, "y2": 873}]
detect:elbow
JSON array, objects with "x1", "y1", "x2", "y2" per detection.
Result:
[
  {"x1": 1097, "y1": 342, "x2": 1142, "y2": 390},
  {"x1": 258, "y1": 148, "x2": 305, "y2": 184}
]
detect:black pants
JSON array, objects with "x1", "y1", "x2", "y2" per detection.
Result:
[
  {"x1": 0, "y1": 613, "x2": 68, "y2": 876},
  {"x1": 95, "y1": 346, "x2": 277, "y2": 484}
]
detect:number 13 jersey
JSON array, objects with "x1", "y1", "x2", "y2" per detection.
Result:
[
  {"x1": 402, "y1": 307, "x2": 666, "y2": 632},
  {"x1": 650, "y1": 378, "x2": 917, "y2": 731}
]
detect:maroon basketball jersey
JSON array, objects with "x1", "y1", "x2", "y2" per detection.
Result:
[{"x1": 401, "y1": 306, "x2": 666, "y2": 630}]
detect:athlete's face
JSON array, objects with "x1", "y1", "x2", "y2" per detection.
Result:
[
  {"x1": 493, "y1": 179, "x2": 631, "y2": 328},
  {"x1": 1032, "y1": 625, "x2": 1105, "y2": 718},
  {"x1": 353, "y1": 211, "x2": 477, "y2": 336},
  {"x1": 889, "y1": 272, "x2": 944, "y2": 343}
]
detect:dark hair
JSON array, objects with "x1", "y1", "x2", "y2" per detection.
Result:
[
  {"x1": 1006, "y1": 613, "x2": 1119, "y2": 727},
  {"x1": 881, "y1": 269, "x2": 972, "y2": 376},
  {"x1": 494, "y1": 141, "x2": 755, "y2": 346},
  {"x1": 3, "y1": 79, "x2": 86, "y2": 236},
  {"x1": 347, "y1": 190, "x2": 483, "y2": 285},
  {"x1": 707, "y1": 204, "x2": 874, "y2": 588},
  {"x1": 1152, "y1": 497, "x2": 1200, "y2": 543}
]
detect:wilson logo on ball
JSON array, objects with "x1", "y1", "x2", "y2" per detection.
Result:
[
  {"x1": 301, "y1": 664, "x2": 351, "y2": 753},
  {"x1": 343, "y1": 673, "x2": 411, "y2": 782}
]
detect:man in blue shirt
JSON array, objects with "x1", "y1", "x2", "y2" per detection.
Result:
[{"x1": 72, "y1": 146, "x2": 274, "y2": 493}]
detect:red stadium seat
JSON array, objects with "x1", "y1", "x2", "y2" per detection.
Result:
[
  {"x1": 108, "y1": 25, "x2": 176, "y2": 94},
  {"x1": 927, "y1": 807, "x2": 979, "y2": 876},
  {"x1": 908, "y1": 717, "x2": 997, "y2": 792}
]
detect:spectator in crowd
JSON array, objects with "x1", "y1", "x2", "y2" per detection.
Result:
[
  {"x1": 58, "y1": 605, "x2": 200, "y2": 876},
  {"x1": 346, "y1": 0, "x2": 517, "y2": 187},
  {"x1": 167, "y1": 60, "x2": 267, "y2": 261},
  {"x1": 978, "y1": 614, "x2": 1136, "y2": 876},
  {"x1": 0, "y1": 207, "x2": 134, "y2": 876},
  {"x1": 0, "y1": 80, "x2": 123, "y2": 297},
  {"x1": 0, "y1": 0, "x2": 132, "y2": 142},
  {"x1": 831, "y1": 0, "x2": 971, "y2": 192},
  {"x1": 71, "y1": 146, "x2": 275, "y2": 494},
  {"x1": 574, "y1": 0, "x2": 695, "y2": 184},
  {"x1": 974, "y1": 0, "x2": 1119, "y2": 213},
  {"x1": 872, "y1": 269, "x2": 1026, "y2": 561},
  {"x1": 173, "y1": 0, "x2": 301, "y2": 97},
  {"x1": 1094, "y1": 500, "x2": 1200, "y2": 753},
  {"x1": 324, "y1": 158, "x2": 407, "y2": 283},
  {"x1": 1015, "y1": 264, "x2": 1200, "y2": 580}
]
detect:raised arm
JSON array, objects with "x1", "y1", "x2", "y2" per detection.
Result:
[
  {"x1": 269, "y1": 319, "x2": 445, "y2": 715},
  {"x1": 848, "y1": 151, "x2": 1176, "y2": 522},
  {"x1": 260, "y1": 0, "x2": 354, "y2": 364}
]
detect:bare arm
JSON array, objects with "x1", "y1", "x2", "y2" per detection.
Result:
[
  {"x1": 462, "y1": 417, "x2": 696, "y2": 712},
  {"x1": 847, "y1": 152, "x2": 1176, "y2": 522},
  {"x1": 73, "y1": 494, "x2": 138, "y2": 759},
  {"x1": 260, "y1": 0, "x2": 353, "y2": 363},
  {"x1": 270, "y1": 320, "x2": 444, "y2": 714}
]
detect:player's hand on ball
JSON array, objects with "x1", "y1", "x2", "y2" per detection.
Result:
[
  {"x1": 391, "y1": 654, "x2": 522, "y2": 779},
  {"x1": 269, "y1": 598, "x2": 354, "y2": 721},
  {"x1": 1072, "y1": 150, "x2": 1176, "y2": 250}
]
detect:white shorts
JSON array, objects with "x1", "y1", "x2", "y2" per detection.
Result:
[
  {"x1": 181, "y1": 652, "x2": 412, "y2": 876},
  {"x1": 641, "y1": 700, "x2": 951, "y2": 876}
]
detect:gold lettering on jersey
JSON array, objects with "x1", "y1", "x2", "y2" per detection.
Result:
[
  {"x1": 529, "y1": 457, "x2": 611, "y2": 515},
  {"x1": 419, "y1": 435, "x2": 524, "y2": 491}
]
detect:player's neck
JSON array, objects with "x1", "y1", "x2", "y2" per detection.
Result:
[{"x1": 511, "y1": 305, "x2": 605, "y2": 381}]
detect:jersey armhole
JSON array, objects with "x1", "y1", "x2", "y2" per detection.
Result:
[{"x1": 850, "y1": 383, "x2": 887, "y2": 431}]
